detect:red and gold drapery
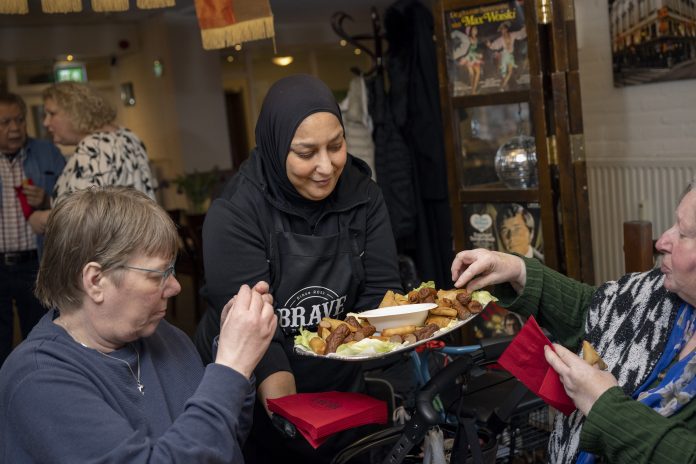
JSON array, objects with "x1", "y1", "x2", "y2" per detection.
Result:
[
  {"x1": 194, "y1": 0, "x2": 274, "y2": 50},
  {"x1": 0, "y1": 0, "x2": 174, "y2": 14}
]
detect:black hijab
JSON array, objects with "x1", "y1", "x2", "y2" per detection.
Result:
[{"x1": 254, "y1": 74, "x2": 346, "y2": 206}]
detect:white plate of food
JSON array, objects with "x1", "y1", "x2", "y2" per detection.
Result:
[
  {"x1": 293, "y1": 314, "x2": 477, "y2": 362},
  {"x1": 292, "y1": 284, "x2": 497, "y2": 361}
]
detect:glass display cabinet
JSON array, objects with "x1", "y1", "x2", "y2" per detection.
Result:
[{"x1": 434, "y1": 0, "x2": 594, "y2": 283}]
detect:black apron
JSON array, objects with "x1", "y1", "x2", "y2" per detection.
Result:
[
  {"x1": 268, "y1": 209, "x2": 365, "y2": 393},
  {"x1": 244, "y1": 209, "x2": 374, "y2": 464}
]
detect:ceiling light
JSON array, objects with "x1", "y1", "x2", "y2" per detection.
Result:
[
  {"x1": 272, "y1": 56, "x2": 294, "y2": 67},
  {"x1": 354, "y1": 49, "x2": 361, "y2": 55},
  {"x1": 226, "y1": 55, "x2": 234, "y2": 63},
  {"x1": 66, "y1": 54, "x2": 74, "y2": 61},
  {"x1": 339, "y1": 39, "x2": 347, "y2": 47},
  {"x1": 234, "y1": 44, "x2": 242, "y2": 51}
]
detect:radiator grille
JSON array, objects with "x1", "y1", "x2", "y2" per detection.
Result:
[{"x1": 587, "y1": 159, "x2": 696, "y2": 284}]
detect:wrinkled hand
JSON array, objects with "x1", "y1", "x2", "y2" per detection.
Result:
[
  {"x1": 544, "y1": 343, "x2": 618, "y2": 416},
  {"x1": 216, "y1": 284, "x2": 277, "y2": 379},
  {"x1": 27, "y1": 210, "x2": 51, "y2": 235},
  {"x1": 23, "y1": 184, "x2": 47, "y2": 208},
  {"x1": 451, "y1": 248, "x2": 526, "y2": 293}
]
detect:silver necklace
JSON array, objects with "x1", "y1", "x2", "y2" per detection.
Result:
[
  {"x1": 98, "y1": 346, "x2": 145, "y2": 395},
  {"x1": 58, "y1": 318, "x2": 145, "y2": 395}
]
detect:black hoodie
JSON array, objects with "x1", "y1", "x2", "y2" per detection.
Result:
[{"x1": 194, "y1": 76, "x2": 402, "y2": 387}]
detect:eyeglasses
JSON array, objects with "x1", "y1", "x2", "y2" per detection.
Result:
[{"x1": 121, "y1": 262, "x2": 176, "y2": 286}]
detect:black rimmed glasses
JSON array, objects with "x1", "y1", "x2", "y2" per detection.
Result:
[{"x1": 122, "y1": 262, "x2": 176, "y2": 286}]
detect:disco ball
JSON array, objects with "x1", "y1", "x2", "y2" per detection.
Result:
[{"x1": 494, "y1": 135, "x2": 538, "y2": 189}]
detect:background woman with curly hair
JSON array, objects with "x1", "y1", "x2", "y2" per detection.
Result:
[{"x1": 28, "y1": 81, "x2": 157, "y2": 234}]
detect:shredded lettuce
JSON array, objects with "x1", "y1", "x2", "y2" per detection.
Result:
[
  {"x1": 336, "y1": 338, "x2": 398, "y2": 356},
  {"x1": 412, "y1": 281, "x2": 436, "y2": 292},
  {"x1": 471, "y1": 290, "x2": 498, "y2": 307},
  {"x1": 294, "y1": 327, "x2": 318, "y2": 350}
]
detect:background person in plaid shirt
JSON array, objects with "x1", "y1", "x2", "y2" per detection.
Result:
[{"x1": 0, "y1": 93, "x2": 65, "y2": 366}]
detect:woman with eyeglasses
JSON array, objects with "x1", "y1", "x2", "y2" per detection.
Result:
[{"x1": 0, "y1": 186, "x2": 276, "y2": 463}]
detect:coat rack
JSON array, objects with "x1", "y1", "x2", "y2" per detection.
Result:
[{"x1": 331, "y1": 6, "x2": 385, "y2": 77}]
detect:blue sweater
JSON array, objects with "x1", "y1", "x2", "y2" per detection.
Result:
[{"x1": 0, "y1": 310, "x2": 254, "y2": 463}]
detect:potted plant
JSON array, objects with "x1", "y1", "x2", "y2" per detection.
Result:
[{"x1": 172, "y1": 167, "x2": 221, "y2": 214}]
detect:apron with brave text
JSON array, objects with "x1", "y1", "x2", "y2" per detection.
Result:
[{"x1": 268, "y1": 208, "x2": 366, "y2": 392}]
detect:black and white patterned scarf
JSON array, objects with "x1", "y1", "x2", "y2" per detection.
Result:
[{"x1": 549, "y1": 268, "x2": 682, "y2": 463}]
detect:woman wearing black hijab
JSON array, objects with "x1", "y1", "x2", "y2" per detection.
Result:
[{"x1": 195, "y1": 74, "x2": 402, "y2": 463}]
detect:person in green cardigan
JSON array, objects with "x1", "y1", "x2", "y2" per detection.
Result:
[{"x1": 451, "y1": 181, "x2": 696, "y2": 463}]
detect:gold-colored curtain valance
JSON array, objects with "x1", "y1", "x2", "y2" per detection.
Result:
[
  {"x1": 194, "y1": 0, "x2": 274, "y2": 50},
  {"x1": 0, "y1": 0, "x2": 174, "y2": 14}
]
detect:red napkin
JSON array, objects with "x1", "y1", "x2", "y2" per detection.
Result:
[
  {"x1": 497, "y1": 316, "x2": 577, "y2": 416},
  {"x1": 13, "y1": 179, "x2": 33, "y2": 220},
  {"x1": 267, "y1": 391, "x2": 387, "y2": 449}
]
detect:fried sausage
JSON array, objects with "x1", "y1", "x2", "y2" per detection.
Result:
[
  {"x1": 418, "y1": 287, "x2": 437, "y2": 303},
  {"x1": 345, "y1": 316, "x2": 362, "y2": 330},
  {"x1": 467, "y1": 300, "x2": 483, "y2": 314},
  {"x1": 403, "y1": 333, "x2": 418, "y2": 344},
  {"x1": 358, "y1": 325, "x2": 376, "y2": 338},
  {"x1": 456, "y1": 292, "x2": 472, "y2": 306},
  {"x1": 388, "y1": 334, "x2": 403, "y2": 344},
  {"x1": 414, "y1": 323, "x2": 440, "y2": 341},
  {"x1": 325, "y1": 324, "x2": 351, "y2": 353}
]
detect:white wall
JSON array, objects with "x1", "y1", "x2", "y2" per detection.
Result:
[{"x1": 576, "y1": 0, "x2": 696, "y2": 282}]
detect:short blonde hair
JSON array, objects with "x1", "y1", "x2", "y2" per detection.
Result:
[
  {"x1": 42, "y1": 82, "x2": 116, "y2": 133},
  {"x1": 35, "y1": 186, "x2": 178, "y2": 310}
]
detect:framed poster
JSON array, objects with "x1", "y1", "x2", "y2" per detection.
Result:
[
  {"x1": 610, "y1": 1, "x2": 696, "y2": 87},
  {"x1": 471, "y1": 303, "x2": 525, "y2": 339},
  {"x1": 445, "y1": 0, "x2": 529, "y2": 96},
  {"x1": 462, "y1": 201, "x2": 544, "y2": 261}
]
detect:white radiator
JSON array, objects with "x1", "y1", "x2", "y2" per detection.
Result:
[{"x1": 587, "y1": 158, "x2": 696, "y2": 284}]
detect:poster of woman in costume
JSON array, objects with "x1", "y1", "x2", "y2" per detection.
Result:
[{"x1": 445, "y1": 0, "x2": 529, "y2": 97}]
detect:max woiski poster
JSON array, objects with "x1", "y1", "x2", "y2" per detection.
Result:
[
  {"x1": 463, "y1": 202, "x2": 543, "y2": 261},
  {"x1": 445, "y1": 1, "x2": 529, "y2": 97}
]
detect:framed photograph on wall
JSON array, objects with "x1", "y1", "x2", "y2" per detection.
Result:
[
  {"x1": 610, "y1": 1, "x2": 696, "y2": 87},
  {"x1": 444, "y1": 0, "x2": 529, "y2": 96}
]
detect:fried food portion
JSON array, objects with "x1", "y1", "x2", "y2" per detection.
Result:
[
  {"x1": 381, "y1": 325, "x2": 417, "y2": 337},
  {"x1": 582, "y1": 340, "x2": 608, "y2": 370}
]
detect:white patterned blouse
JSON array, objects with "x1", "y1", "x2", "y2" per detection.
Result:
[{"x1": 53, "y1": 127, "x2": 157, "y2": 201}]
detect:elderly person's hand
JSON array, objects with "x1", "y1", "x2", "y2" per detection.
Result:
[
  {"x1": 451, "y1": 248, "x2": 527, "y2": 293},
  {"x1": 544, "y1": 343, "x2": 618, "y2": 415},
  {"x1": 215, "y1": 284, "x2": 277, "y2": 379},
  {"x1": 28, "y1": 210, "x2": 51, "y2": 235},
  {"x1": 22, "y1": 184, "x2": 48, "y2": 209}
]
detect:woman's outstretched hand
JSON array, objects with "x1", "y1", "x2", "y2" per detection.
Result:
[
  {"x1": 544, "y1": 343, "x2": 618, "y2": 415},
  {"x1": 451, "y1": 249, "x2": 527, "y2": 293}
]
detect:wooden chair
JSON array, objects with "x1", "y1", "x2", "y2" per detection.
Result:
[{"x1": 623, "y1": 220, "x2": 658, "y2": 273}]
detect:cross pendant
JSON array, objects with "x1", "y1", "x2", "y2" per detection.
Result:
[{"x1": 137, "y1": 382, "x2": 145, "y2": 395}]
